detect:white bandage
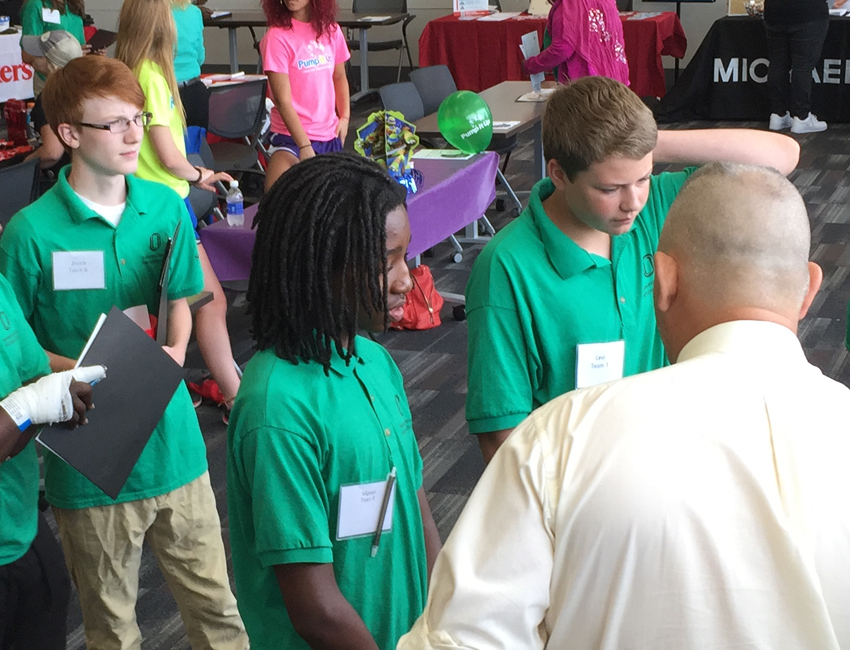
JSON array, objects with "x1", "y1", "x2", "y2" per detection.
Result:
[{"x1": 0, "y1": 365, "x2": 106, "y2": 430}]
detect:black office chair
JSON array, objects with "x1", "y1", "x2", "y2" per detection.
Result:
[
  {"x1": 409, "y1": 65, "x2": 458, "y2": 116},
  {"x1": 348, "y1": 0, "x2": 416, "y2": 83},
  {"x1": 207, "y1": 78, "x2": 268, "y2": 181},
  {"x1": 0, "y1": 158, "x2": 40, "y2": 231},
  {"x1": 378, "y1": 81, "x2": 425, "y2": 121}
]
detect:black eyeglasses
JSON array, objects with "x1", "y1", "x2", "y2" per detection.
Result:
[{"x1": 78, "y1": 112, "x2": 152, "y2": 134}]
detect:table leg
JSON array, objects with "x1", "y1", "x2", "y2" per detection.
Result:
[
  {"x1": 533, "y1": 121, "x2": 545, "y2": 180},
  {"x1": 457, "y1": 217, "x2": 494, "y2": 247},
  {"x1": 229, "y1": 27, "x2": 238, "y2": 74},
  {"x1": 463, "y1": 222, "x2": 481, "y2": 239},
  {"x1": 351, "y1": 28, "x2": 376, "y2": 102}
]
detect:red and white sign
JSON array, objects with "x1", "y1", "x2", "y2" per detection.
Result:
[{"x1": 0, "y1": 31, "x2": 34, "y2": 102}]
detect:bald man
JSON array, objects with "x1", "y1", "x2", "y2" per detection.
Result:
[{"x1": 398, "y1": 163, "x2": 850, "y2": 650}]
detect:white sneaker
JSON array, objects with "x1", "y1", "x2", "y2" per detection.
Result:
[
  {"x1": 791, "y1": 113, "x2": 827, "y2": 134},
  {"x1": 769, "y1": 112, "x2": 792, "y2": 130}
]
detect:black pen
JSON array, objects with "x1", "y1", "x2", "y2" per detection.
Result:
[{"x1": 371, "y1": 467, "x2": 397, "y2": 557}]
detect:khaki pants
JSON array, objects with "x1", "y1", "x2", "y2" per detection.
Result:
[{"x1": 54, "y1": 472, "x2": 247, "y2": 650}]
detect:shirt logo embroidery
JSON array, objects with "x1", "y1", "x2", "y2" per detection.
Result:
[
  {"x1": 297, "y1": 41, "x2": 332, "y2": 70},
  {"x1": 150, "y1": 233, "x2": 162, "y2": 251},
  {"x1": 0, "y1": 311, "x2": 10, "y2": 330}
]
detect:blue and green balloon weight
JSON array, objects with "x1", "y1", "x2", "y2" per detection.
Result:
[{"x1": 437, "y1": 91, "x2": 493, "y2": 154}]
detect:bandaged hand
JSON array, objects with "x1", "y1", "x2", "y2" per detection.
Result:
[{"x1": 0, "y1": 365, "x2": 106, "y2": 430}]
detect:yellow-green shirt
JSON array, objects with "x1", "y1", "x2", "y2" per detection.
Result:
[{"x1": 135, "y1": 60, "x2": 189, "y2": 199}]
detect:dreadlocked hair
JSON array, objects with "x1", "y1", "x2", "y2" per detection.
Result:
[{"x1": 248, "y1": 151, "x2": 407, "y2": 374}]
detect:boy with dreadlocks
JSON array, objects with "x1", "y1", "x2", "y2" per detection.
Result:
[{"x1": 227, "y1": 152, "x2": 442, "y2": 650}]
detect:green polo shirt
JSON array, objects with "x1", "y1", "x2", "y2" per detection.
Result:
[
  {"x1": 0, "y1": 168, "x2": 207, "y2": 509},
  {"x1": 465, "y1": 169, "x2": 695, "y2": 434},
  {"x1": 21, "y1": 0, "x2": 85, "y2": 90},
  {"x1": 227, "y1": 338, "x2": 428, "y2": 650},
  {"x1": 0, "y1": 274, "x2": 51, "y2": 566}
]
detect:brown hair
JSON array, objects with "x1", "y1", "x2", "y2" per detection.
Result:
[
  {"x1": 48, "y1": 0, "x2": 85, "y2": 16},
  {"x1": 115, "y1": 0, "x2": 185, "y2": 125},
  {"x1": 42, "y1": 56, "x2": 145, "y2": 138},
  {"x1": 543, "y1": 76, "x2": 657, "y2": 180}
]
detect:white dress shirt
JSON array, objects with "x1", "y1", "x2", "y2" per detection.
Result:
[{"x1": 399, "y1": 321, "x2": 850, "y2": 650}]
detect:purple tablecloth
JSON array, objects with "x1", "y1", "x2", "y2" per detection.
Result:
[{"x1": 199, "y1": 151, "x2": 499, "y2": 282}]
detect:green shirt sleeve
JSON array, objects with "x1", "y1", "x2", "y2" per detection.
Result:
[
  {"x1": 465, "y1": 299, "x2": 535, "y2": 435},
  {"x1": 0, "y1": 274, "x2": 50, "y2": 387},
  {"x1": 0, "y1": 219, "x2": 42, "y2": 326},
  {"x1": 20, "y1": 0, "x2": 44, "y2": 36},
  {"x1": 236, "y1": 426, "x2": 334, "y2": 567},
  {"x1": 167, "y1": 204, "x2": 204, "y2": 300}
]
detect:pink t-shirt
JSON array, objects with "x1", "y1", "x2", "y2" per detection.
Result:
[{"x1": 261, "y1": 21, "x2": 351, "y2": 141}]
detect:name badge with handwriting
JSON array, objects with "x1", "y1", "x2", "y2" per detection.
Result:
[
  {"x1": 42, "y1": 8, "x2": 61, "y2": 23},
  {"x1": 52, "y1": 251, "x2": 106, "y2": 291},
  {"x1": 336, "y1": 479, "x2": 395, "y2": 540},
  {"x1": 575, "y1": 340, "x2": 625, "y2": 389}
]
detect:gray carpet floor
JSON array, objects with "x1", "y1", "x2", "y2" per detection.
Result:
[{"x1": 40, "y1": 103, "x2": 850, "y2": 649}]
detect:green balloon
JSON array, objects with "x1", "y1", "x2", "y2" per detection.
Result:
[{"x1": 437, "y1": 91, "x2": 493, "y2": 154}]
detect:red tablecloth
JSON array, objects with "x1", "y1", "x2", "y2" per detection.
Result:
[{"x1": 418, "y1": 12, "x2": 686, "y2": 98}]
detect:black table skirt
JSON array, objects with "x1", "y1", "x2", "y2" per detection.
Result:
[{"x1": 658, "y1": 15, "x2": 850, "y2": 122}]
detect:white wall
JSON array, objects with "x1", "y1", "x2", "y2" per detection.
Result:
[
  {"x1": 632, "y1": 0, "x2": 728, "y2": 66},
  {"x1": 85, "y1": 0, "x2": 726, "y2": 69}
]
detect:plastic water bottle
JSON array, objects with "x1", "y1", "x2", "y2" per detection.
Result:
[{"x1": 225, "y1": 180, "x2": 244, "y2": 227}]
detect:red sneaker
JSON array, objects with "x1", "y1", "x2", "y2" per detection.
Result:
[{"x1": 187, "y1": 379, "x2": 226, "y2": 406}]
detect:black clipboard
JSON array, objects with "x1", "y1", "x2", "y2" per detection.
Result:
[
  {"x1": 86, "y1": 28, "x2": 117, "y2": 50},
  {"x1": 36, "y1": 307, "x2": 184, "y2": 499},
  {"x1": 155, "y1": 221, "x2": 180, "y2": 345}
]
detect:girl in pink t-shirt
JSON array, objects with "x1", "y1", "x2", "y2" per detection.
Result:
[
  {"x1": 260, "y1": 0, "x2": 351, "y2": 191},
  {"x1": 524, "y1": 0, "x2": 629, "y2": 86}
]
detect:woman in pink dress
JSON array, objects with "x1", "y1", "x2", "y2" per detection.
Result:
[{"x1": 524, "y1": 0, "x2": 629, "y2": 86}]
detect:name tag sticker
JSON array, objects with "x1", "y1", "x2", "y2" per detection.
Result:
[
  {"x1": 336, "y1": 479, "x2": 395, "y2": 541},
  {"x1": 575, "y1": 340, "x2": 625, "y2": 389},
  {"x1": 52, "y1": 251, "x2": 106, "y2": 291},
  {"x1": 42, "y1": 7, "x2": 61, "y2": 23}
]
